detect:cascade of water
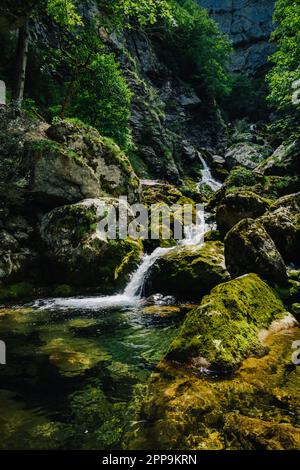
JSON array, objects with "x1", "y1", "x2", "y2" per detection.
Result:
[
  {"x1": 34, "y1": 157, "x2": 222, "y2": 310},
  {"x1": 123, "y1": 246, "x2": 174, "y2": 298},
  {"x1": 197, "y1": 153, "x2": 222, "y2": 192}
]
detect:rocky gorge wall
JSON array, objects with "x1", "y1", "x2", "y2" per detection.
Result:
[{"x1": 197, "y1": 0, "x2": 276, "y2": 75}]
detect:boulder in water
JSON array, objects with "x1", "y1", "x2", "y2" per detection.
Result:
[
  {"x1": 260, "y1": 192, "x2": 300, "y2": 264},
  {"x1": 144, "y1": 241, "x2": 230, "y2": 298},
  {"x1": 167, "y1": 273, "x2": 292, "y2": 370},
  {"x1": 40, "y1": 198, "x2": 143, "y2": 291}
]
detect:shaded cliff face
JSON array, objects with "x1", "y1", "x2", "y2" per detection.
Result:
[{"x1": 197, "y1": 0, "x2": 275, "y2": 75}]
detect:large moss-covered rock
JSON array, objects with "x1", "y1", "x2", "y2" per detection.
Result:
[
  {"x1": 40, "y1": 198, "x2": 143, "y2": 290},
  {"x1": 225, "y1": 142, "x2": 271, "y2": 170},
  {"x1": 167, "y1": 274, "x2": 290, "y2": 370},
  {"x1": 225, "y1": 218, "x2": 287, "y2": 284},
  {"x1": 216, "y1": 190, "x2": 270, "y2": 232},
  {"x1": 261, "y1": 192, "x2": 300, "y2": 264},
  {"x1": 144, "y1": 241, "x2": 229, "y2": 298},
  {"x1": 0, "y1": 112, "x2": 141, "y2": 207},
  {"x1": 256, "y1": 139, "x2": 300, "y2": 176},
  {"x1": 126, "y1": 326, "x2": 300, "y2": 450}
]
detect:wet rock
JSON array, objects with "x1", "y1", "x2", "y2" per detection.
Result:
[
  {"x1": 260, "y1": 192, "x2": 300, "y2": 263},
  {"x1": 225, "y1": 142, "x2": 271, "y2": 170},
  {"x1": 224, "y1": 218, "x2": 287, "y2": 284},
  {"x1": 40, "y1": 198, "x2": 143, "y2": 290},
  {"x1": 125, "y1": 327, "x2": 300, "y2": 450},
  {"x1": 216, "y1": 190, "x2": 270, "y2": 232},
  {"x1": 0, "y1": 113, "x2": 141, "y2": 207},
  {"x1": 144, "y1": 241, "x2": 229, "y2": 298},
  {"x1": 224, "y1": 413, "x2": 300, "y2": 450},
  {"x1": 167, "y1": 273, "x2": 290, "y2": 370}
]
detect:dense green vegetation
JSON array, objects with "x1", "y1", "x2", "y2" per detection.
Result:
[
  {"x1": 267, "y1": 0, "x2": 300, "y2": 139},
  {"x1": 0, "y1": 0, "x2": 232, "y2": 149},
  {"x1": 160, "y1": 0, "x2": 232, "y2": 98}
]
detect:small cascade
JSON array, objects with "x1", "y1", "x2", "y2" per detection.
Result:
[
  {"x1": 198, "y1": 152, "x2": 222, "y2": 192},
  {"x1": 34, "y1": 157, "x2": 222, "y2": 310},
  {"x1": 123, "y1": 246, "x2": 174, "y2": 298}
]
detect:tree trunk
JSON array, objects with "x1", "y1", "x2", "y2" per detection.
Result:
[{"x1": 13, "y1": 21, "x2": 29, "y2": 108}]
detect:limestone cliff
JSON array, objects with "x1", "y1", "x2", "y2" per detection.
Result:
[{"x1": 197, "y1": 0, "x2": 276, "y2": 75}]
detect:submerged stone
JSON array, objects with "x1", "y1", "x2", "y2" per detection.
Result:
[
  {"x1": 125, "y1": 327, "x2": 300, "y2": 450},
  {"x1": 145, "y1": 241, "x2": 229, "y2": 298}
]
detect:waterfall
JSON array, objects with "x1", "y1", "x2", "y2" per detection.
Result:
[
  {"x1": 33, "y1": 157, "x2": 222, "y2": 310},
  {"x1": 123, "y1": 246, "x2": 174, "y2": 298},
  {"x1": 198, "y1": 153, "x2": 222, "y2": 192}
]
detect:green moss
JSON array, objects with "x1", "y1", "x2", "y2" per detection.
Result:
[
  {"x1": 226, "y1": 166, "x2": 257, "y2": 189},
  {"x1": 0, "y1": 282, "x2": 34, "y2": 302},
  {"x1": 146, "y1": 242, "x2": 229, "y2": 298},
  {"x1": 167, "y1": 274, "x2": 287, "y2": 371},
  {"x1": 126, "y1": 327, "x2": 300, "y2": 450},
  {"x1": 53, "y1": 284, "x2": 74, "y2": 297}
]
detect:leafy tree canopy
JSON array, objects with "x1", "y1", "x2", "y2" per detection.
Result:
[
  {"x1": 267, "y1": 0, "x2": 300, "y2": 111},
  {"x1": 162, "y1": 0, "x2": 232, "y2": 98}
]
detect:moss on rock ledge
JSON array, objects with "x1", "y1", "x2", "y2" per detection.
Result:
[
  {"x1": 144, "y1": 241, "x2": 229, "y2": 298},
  {"x1": 167, "y1": 274, "x2": 290, "y2": 371}
]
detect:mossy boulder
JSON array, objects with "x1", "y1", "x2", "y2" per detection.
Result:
[
  {"x1": 216, "y1": 190, "x2": 270, "y2": 232},
  {"x1": 126, "y1": 326, "x2": 300, "y2": 450},
  {"x1": 225, "y1": 142, "x2": 272, "y2": 171},
  {"x1": 167, "y1": 274, "x2": 290, "y2": 371},
  {"x1": 261, "y1": 192, "x2": 300, "y2": 264},
  {"x1": 0, "y1": 282, "x2": 34, "y2": 303},
  {"x1": 225, "y1": 218, "x2": 287, "y2": 284},
  {"x1": 0, "y1": 113, "x2": 141, "y2": 207},
  {"x1": 144, "y1": 241, "x2": 229, "y2": 298},
  {"x1": 40, "y1": 198, "x2": 143, "y2": 290},
  {"x1": 255, "y1": 139, "x2": 300, "y2": 177}
]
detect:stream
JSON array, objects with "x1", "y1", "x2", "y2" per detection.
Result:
[{"x1": 0, "y1": 157, "x2": 222, "y2": 450}]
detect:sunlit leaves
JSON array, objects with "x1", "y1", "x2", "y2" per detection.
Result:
[
  {"x1": 47, "y1": 0, "x2": 83, "y2": 28},
  {"x1": 267, "y1": 0, "x2": 300, "y2": 111}
]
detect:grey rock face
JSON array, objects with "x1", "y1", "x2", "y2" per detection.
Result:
[
  {"x1": 224, "y1": 218, "x2": 288, "y2": 284},
  {"x1": 110, "y1": 30, "x2": 228, "y2": 182},
  {"x1": 40, "y1": 198, "x2": 143, "y2": 289},
  {"x1": 0, "y1": 205, "x2": 39, "y2": 284},
  {"x1": 197, "y1": 0, "x2": 275, "y2": 75},
  {"x1": 0, "y1": 111, "x2": 141, "y2": 208}
]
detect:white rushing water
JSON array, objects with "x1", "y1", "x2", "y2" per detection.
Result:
[
  {"x1": 33, "y1": 156, "x2": 222, "y2": 310},
  {"x1": 198, "y1": 153, "x2": 222, "y2": 193}
]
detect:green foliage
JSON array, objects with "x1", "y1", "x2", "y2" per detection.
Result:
[
  {"x1": 47, "y1": 0, "x2": 83, "y2": 28},
  {"x1": 0, "y1": 282, "x2": 33, "y2": 302},
  {"x1": 267, "y1": 0, "x2": 300, "y2": 113},
  {"x1": 222, "y1": 74, "x2": 269, "y2": 121},
  {"x1": 226, "y1": 167, "x2": 257, "y2": 189},
  {"x1": 162, "y1": 0, "x2": 232, "y2": 98},
  {"x1": 98, "y1": 0, "x2": 172, "y2": 28},
  {"x1": 70, "y1": 53, "x2": 132, "y2": 150}
]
